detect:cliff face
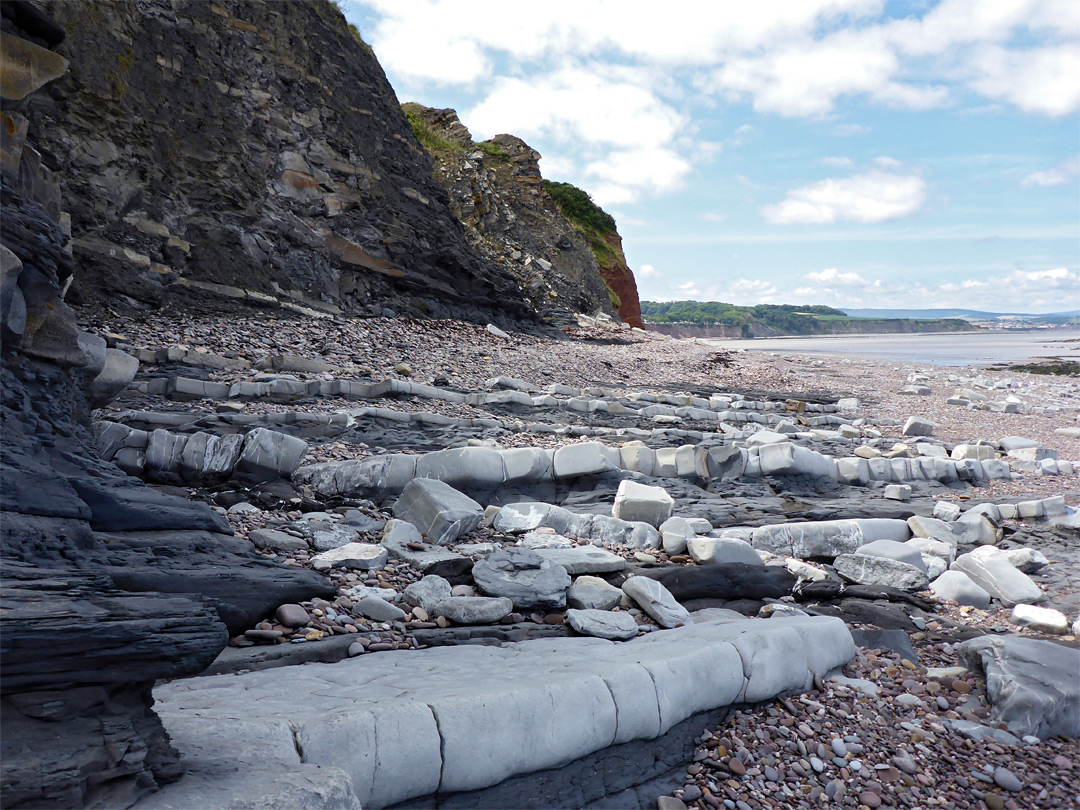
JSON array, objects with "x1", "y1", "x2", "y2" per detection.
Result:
[
  {"x1": 2, "y1": 5, "x2": 334, "y2": 806},
  {"x1": 23, "y1": 0, "x2": 531, "y2": 322},
  {"x1": 405, "y1": 105, "x2": 643, "y2": 327}
]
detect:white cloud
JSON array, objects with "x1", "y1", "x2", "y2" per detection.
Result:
[
  {"x1": 1021, "y1": 154, "x2": 1080, "y2": 187},
  {"x1": 966, "y1": 44, "x2": 1080, "y2": 116},
  {"x1": 762, "y1": 170, "x2": 927, "y2": 224},
  {"x1": 804, "y1": 268, "x2": 872, "y2": 286},
  {"x1": 723, "y1": 277, "x2": 784, "y2": 305},
  {"x1": 832, "y1": 124, "x2": 870, "y2": 136},
  {"x1": 463, "y1": 67, "x2": 690, "y2": 204},
  {"x1": 638, "y1": 264, "x2": 660, "y2": 278},
  {"x1": 818, "y1": 156, "x2": 854, "y2": 168},
  {"x1": 701, "y1": 212, "x2": 728, "y2": 223},
  {"x1": 354, "y1": 0, "x2": 1080, "y2": 214}
]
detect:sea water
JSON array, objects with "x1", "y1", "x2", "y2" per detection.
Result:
[{"x1": 706, "y1": 329, "x2": 1080, "y2": 367}]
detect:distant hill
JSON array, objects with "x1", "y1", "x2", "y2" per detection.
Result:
[
  {"x1": 640, "y1": 300, "x2": 977, "y2": 338},
  {"x1": 842, "y1": 308, "x2": 1080, "y2": 321}
]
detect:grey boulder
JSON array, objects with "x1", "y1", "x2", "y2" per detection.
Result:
[
  {"x1": 958, "y1": 635, "x2": 1080, "y2": 740},
  {"x1": 567, "y1": 576, "x2": 624, "y2": 610},
  {"x1": 834, "y1": 553, "x2": 929, "y2": 592},
  {"x1": 302, "y1": 521, "x2": 361, "y2": 553},
  {"x1": 393, "y1": 478, "x2": 484, "y2": 545},
  {"x1": 621, "y1": 576, "x2": 691, "y2": 628},
  {"x1": 403, "y1": 575, "x2": 453, "y2": 612},
  {"x1": 234, "y1": 428, "x2": 309, "y2": 483},
  {"x1": 929, "y1": 570, "x2": 991, "y2": 608},
  {"x1": 472, "y1": 548, "x2": 571, "y2": 610},
  {"x1": 566, "y1": 609, "x2": 638, "y2": 641},
  {"x1": 687, "y1": 536, "x2": 763, "y2": 567},
  {"x1": 854, "y1": 539, "x2": 927, "y2": 574},
  {"x1": 433, "y1": 596, "x2": 513, "y2": 625},
  {"x1": 951, "y1": 546, "x2": 1042, "y2": 606},
  {"x1": 355, "y1": 596, "x2": 407, "y2": 622}
]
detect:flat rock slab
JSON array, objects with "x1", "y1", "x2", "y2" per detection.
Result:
[
  {"x1": 140, "y1": 615, "x2": 854, "y2": 810},
  {"x1": 531, "y1": 546, "x2": 627, "y2": 575}
]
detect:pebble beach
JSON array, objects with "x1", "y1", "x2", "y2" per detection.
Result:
[{"x1": 86, "y1": 309, "x2": 1080, "y2": 810}]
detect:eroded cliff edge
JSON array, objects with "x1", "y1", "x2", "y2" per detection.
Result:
[{"x1": 405, "y1": 105, "x2": 644, "y2": 328}]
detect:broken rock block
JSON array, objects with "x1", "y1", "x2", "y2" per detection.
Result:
[
  {"x1": 834, "y1": 553, "x2": 929, "y2": 592},
  {"x1": 530, "y1": 546, "x2": 626, "y2": 576},
  {"x1": 567, "y1": 576, "x2": 623, "y2": 610},
  {"x1": 432, "y1": 596, "x2": 513, "y2": 625},
  {"x1": 687, "y1": 536, "x2": 763, "y2": 567},
  {"x1": 233, "y1": 428, "x2": 308, "y2": 483},
  {"x1": 566, "y1": 608, "x2": 638, "y2": 641},
  {"x1": 951, "y1": 546, "x2": 1042, "y2": 606},
  {"x1": 902, "y1": 417, "x2": 935, "y2": 437},
  {"x1": 393, "y1": 479, "x2": 484, "y2": 545},
  {"x1": 621, "y1": 576, "x2": 691, "y2": 628},
  {"x1": 929, "y1": 570, "x2": 991, "y2": 608},
  {"x1": 472, "y1": 548, "x2": 571, "y2": 610},
  {"x1": 310, "y1": 543, "x2": 388, "y2": 571},
  {"x1": 611, "y1": 480, "x2": 673, "y2": 527}
]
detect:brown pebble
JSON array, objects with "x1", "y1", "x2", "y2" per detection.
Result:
[
  {"x1": 951, "y1": 679, "x2": 972, "y2": 694},
  {"x1": 543, "y1": 613, "x2": 565, "y2": 625},
  {"x1": 859, "y1": 790, "x2": 881, "y2": 808},
  {"x1": 726, "y1": 757, "x2": 746, "y2": 776}
]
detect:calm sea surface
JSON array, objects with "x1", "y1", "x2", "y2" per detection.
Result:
[{"x1": 705, "y1": 329, "x2": 1080, "y2": 367}]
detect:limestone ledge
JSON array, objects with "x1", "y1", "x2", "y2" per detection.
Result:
[{"x1": 135, "y1": 614, "x2": 855, "y2": 810}]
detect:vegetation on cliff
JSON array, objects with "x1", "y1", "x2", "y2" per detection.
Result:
[
  {"x1": 641, "y1": 300, "x2": 976, "y2": 337},
  {"x1": 542, "y1": 180, "x2": 625, "y2": 309}
]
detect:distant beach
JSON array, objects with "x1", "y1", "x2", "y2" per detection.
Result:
[{"x1": 707, "y1": 329, "x2": 1080, "y2": 367}]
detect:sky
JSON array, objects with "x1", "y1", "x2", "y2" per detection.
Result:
[{"x1": 343, "y1": 0, "x2": 1080, "y2": 314}]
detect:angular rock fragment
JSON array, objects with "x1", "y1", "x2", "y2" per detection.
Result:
[
  {"x1": 393, "y1": 478, "x2": 484, "y2": 545},
  {"x1": 611, "y1": 480, "x2": 673, "y2": 527},
  {"x1": 310, "y1": 542, "x2": 388, "y2": 570},
  {"x1": 951, "y1": 546, "x2": 1042, "y2": 606},
  {"x1": 567, "y1": 576, "x2": 623, "y2": 610},
  {"x1": 958, "y1": 635, "x2": 1080, "y2": 739},
  {"x1": 530, "y1": 546, "x2": 626, "y2": 575},
  {"x1": 929, "y1": 570, "x2": 991, "y2": 608},
  {"x1": 834, "y1": 553, "x2": 929, "y2": 592},
  {"x1": 687, "y1": 536, "x2": 763, "y2": 567},
  {"x1": 621, "y1": 576, "x2": 690, "y2": 628},
  {"x1": 472, "y1": 548, "x2": 571, "y2": 610}
]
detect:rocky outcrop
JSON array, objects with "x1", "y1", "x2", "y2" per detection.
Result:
[
  {"x1": 1, "y1": 6, "x2": 333, "y2": 806},
  {"x1": 22, "y1": 0, "x2": 532, "y2": 323},
  {"x1": 406, "y1": 105, "x2": 642, "y2": 326}
]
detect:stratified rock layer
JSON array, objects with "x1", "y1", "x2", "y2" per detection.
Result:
[{"x1": 25, "y1": 1, "x2": 532, "y2": 323}]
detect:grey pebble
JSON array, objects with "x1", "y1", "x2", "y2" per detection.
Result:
[
  {"x1": 681, "y1": 785, "x2": 702, "y2": 802},
  {"x1": 831, "y1": 739, "x2": 847, "y2": 757},
  {"x1": 994, "y1": 767, "x2": 1023, "y2": 792},
  {"x1": 810, "y1": 756, "x2": 824, "y2": 773}
]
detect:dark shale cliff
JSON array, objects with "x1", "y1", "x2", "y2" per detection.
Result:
[{"x1": 23, "y1": 0, "x2": 537, "y2": 323}]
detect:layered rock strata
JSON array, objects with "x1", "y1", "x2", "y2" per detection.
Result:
[
  {"x1": 0, "y1": 6, "x2": 332, "y2": 806},
  {"x1": 406, "y1": 105, "x2": 642, "y2": 326},
  {"x1": 23, "y1": 0, "x2": 532, "y2": 322}
]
